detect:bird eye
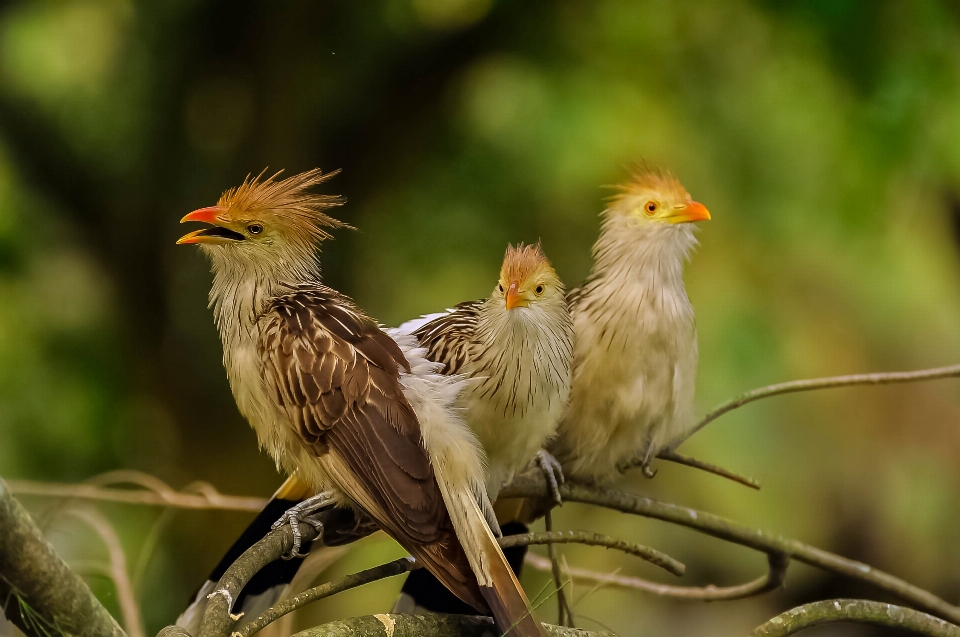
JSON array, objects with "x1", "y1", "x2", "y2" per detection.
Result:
[
  {"x1": 498, "y1": 284, "x2": 504, "y2": 292},
  {"x1": 247, "y1": 223, "x2": 263, "y2": 235},
  {"x1": 644, "y1": 201, "x2": 658, "y2": 216},
  {"x1": 535, "y1": 285, "x2": 544, "y2": 295}
]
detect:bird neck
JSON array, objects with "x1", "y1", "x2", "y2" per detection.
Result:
[
  {"x1": 589, "y1": 215, "x2": 698, "y2": 293},
  {"x1": 205, "y1": 247, "x2": 323, "y2": 341},
  {"x1": 472, "y1": 298, "x2": 573, "y2": 409}
]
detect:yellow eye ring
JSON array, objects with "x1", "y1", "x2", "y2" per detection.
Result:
[
  {"x1": 644, "y1": 201, "x2": 658, "y2": 216},
  {"x1": 535, "y1": 285, "x2": 544, "y2": 295}
]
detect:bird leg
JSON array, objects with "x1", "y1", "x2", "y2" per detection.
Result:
[
  {"x1": 272, "y1": 491, "x2": 337, "y2": 559},
  {"x1": 537, "y1": 450, "x2": 565, "y2": 506}
]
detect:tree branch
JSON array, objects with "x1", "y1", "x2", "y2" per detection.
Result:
[
  {"x1": 236, "y1": 557, "x2": 417, "y2": 637},
  {"x1": 500, "y1": 530, "x2": 684, "y2": 577},
  {"x1": 195, "y1": 523, "x2": 322, "y2": 637},
  {"x1": 8, "y1": 477, "x2": 268, "y2": 512},
  {"x1": 0, "y1": 477, "x2": 126, "y2": 637},
  {"x1": 525, "y1": 551, "x2": 788, "y2": 601},
  {"x1": 287, "y1": 614, "x2": 613, "y2": 637},
  {"x1": 230, "y1": 530, "x2": 681, "y2": 636},
  {"x1": 66, "y1": 506, "x2": 144, "y2": 637},
  {"x1": 653, "y1": 450, "x2": 761, "y2": 489},
  {"x1": 499, "y1": 472, "x2": 960, "y2": 624},
  {"x1": 543, "y1": 509, "x2": 573, "y2": 626},
  {"x1": 671, "y1": 363, "x2": 960, "y2": 448},
  {"x1": 751, "y1": 599, "x2": 960, "y2": 637}
]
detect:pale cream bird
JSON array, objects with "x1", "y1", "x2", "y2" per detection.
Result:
[
  {"x1": 392, "y1": 243, "x2": 574, "y2": 502},
  {"x1": 550, "y1": 166, "x2": 711, "y2": 484},
  {"x1": 176, "y1": 168, "x2": 546, "y2": 637}
]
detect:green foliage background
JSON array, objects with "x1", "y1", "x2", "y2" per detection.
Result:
[{"x1": 1, "y1": 1, "x2": 959, "y2": 634}]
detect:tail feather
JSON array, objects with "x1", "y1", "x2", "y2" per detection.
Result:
[{"x1": 431, "y1": 457, "x2": 543, "y2": 636}]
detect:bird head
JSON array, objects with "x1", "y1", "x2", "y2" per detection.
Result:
[
  {"x1": 177, "y1": 168, "x2": 347, "y2": 273},
  {"x1": 491, "y1": 243, "x2": 565, "y2": 312},
  {"x1": 605, "y1": 164, "x2": 710, "y2": 229}
]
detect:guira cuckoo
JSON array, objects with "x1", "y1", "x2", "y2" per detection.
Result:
[
  {"x1": 175, "y1": 169, "x2": 546, "y2": 637},
  {"x1": 179, "y1": 244, "x2": 573, "y2": 625},
  {"x1": 392, "y1": 243, "x2": 574, "y2": 502},
  {"x1": 550, "y1": 165, "x2": 710, "y2": 483}
]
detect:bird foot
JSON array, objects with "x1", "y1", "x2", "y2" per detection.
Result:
[
  {"x1": 272, "y1": 491, "x2": 336, "y2": 559},
  {"x1": 537, "y1": 450, "x2": 565, "y2": 506}
]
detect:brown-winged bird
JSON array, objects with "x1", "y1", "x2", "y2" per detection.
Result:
[{"x1": 176, "y1": 169, "x2": 546, "y2": 637}]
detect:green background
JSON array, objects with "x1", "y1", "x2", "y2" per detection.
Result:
[{"x1": 1, "y1": 1, "x2": 959, "y2": 634}]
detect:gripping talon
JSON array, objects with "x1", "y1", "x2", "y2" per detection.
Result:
[
  {"x1": 272, "y1": 491, "x2": 336, "y2": 560},
  {"x1": 537, "y1": 450, "x2": 565, "y2": 506}
]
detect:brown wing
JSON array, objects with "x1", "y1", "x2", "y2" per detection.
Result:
[
  {"x1": 412, "y1": 300, "x2": 483, "y2": 374},
  {"x1": 258, "y1": 286, "x2": 486, "y2": 611}
]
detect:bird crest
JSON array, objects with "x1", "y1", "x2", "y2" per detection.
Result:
[
  {"x1": 500, "y1": 243, "x2": 555, "y2": 284},
  {"x1": 609, "y1": 162, "x2": 691, "y2": 205},
  {"x1": 217, "y1": 168, "x2": 349, "y2": 242}
]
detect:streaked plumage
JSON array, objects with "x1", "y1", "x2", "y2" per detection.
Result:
[
  {"x1": 176, "y1": 169, "x2": 545, "y2": 637},
  {"x1": 550, "y1": 166, "x2": 710, "y2": 484},
  {"x1": 393, "y1": 244, "x2": 574, "y2": 499}
]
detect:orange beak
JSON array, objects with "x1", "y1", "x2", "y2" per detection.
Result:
[
  {"x1": 177, "y1": 206, "x2": 244, "y2": 245},
  {"x1": 505, "y1": 281, "x2": 526, "y2": 310},
  {"x1": 666, "y1": 200, "x2": 711, "y2": 224}
]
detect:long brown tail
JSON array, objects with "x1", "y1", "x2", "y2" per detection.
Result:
[{"x1": 455, "y1": 493, "x2": 546, "y2": 637}]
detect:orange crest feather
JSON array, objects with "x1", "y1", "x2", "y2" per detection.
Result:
[{"x1": 218, "y1": 168, "x2": 349, "y2": 241}]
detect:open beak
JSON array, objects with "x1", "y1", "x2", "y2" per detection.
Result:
[
  {"x1": 505, "y1": 281, "x2": 527, "y2": 310},
  {"x1": 665, "y1": 200, "x2": 711, "y2": 224},
  {"x1": 177, "y1": 207, "x2": 245, "y2": 245}
]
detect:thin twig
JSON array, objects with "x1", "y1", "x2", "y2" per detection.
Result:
[
  {"x1": 67, "y1": 506, "x2": 145, "y2": 637},
  {"x1": 543, "y1": 509, "x2": 571, "y2": 626},
  {"x1": 501, "y1": 530, "x2": 684, "y2": 577},
  {"x1": 751, "y1": 599, "x2": 960, "y2": 637},
  {"x1": 232, "y1": 528, "x2": 680, "y2": 636},
  {"x1": 8, "y1": 479, "x2": 267, "y2": 512},
  {"x1": 525, "y1": 551, "x2": 787, "y2": 601},
  {"x1": 671, "y1": 363, "x2": 960, "y2": 448},
  {"x1": 653, "y1": 450, "x2": 761, "y2": 489},
  {"x1": 499, "y1": 471, "x2": 960, "y2": 624},
  {"x1": 237, "y1": 557, "x2": 418, "y2": 637}
]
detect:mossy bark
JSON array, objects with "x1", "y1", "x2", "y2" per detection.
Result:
[{"x1": 0, "y1": 477, "x2": 125, "y2": 637}]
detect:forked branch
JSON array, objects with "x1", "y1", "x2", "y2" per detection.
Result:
[
  {"x1": 525, "y1": 550, "x2": 787, "y2": 601},
  {"x1": 499, "y1": 472, "x2": 960, "y2": 625}
]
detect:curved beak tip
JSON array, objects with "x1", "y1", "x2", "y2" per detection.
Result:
[
  {"x1": 180, "y1": 206, "x2": 225, "y2": 224},
  {"x1": 685, "y1": 201, "x2": 711, "y2": 222}
]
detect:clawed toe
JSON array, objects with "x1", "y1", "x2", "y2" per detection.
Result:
[
  {"x1": 272, "y1": 491, "x2": 336, "y2": 559},
  {"x1": 537, "y1": 450, "x2": 565, "y2": 506}
]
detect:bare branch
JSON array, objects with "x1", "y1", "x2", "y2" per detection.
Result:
[
  {"x1": 195, "y1": 522, "x2": 322, "y2": 637},
  {"x1": 751, "y1": 599, "x2": 960, "y2": 637},
  {"x1": 543, "y1": 509, "x2": 574, "y2": 626},
  {"x1": 8, "y1": 478, "x2": 268, "y2": 512},
  {"x1": 231, "y1": 530, "x2": 678, "y2": 636},
  {"x1": 0, "y1": 477, "x2": 125, "y2": 637},
  {"x1": 671, "y1": 363, "x2": 960, "y2": 448},
  {"x1": 287, "y1": 614, "x2": 613, "y2": 637},
  {"x1": 500, "y1": 530, "x2": 685, "y2": 577},
  {"x1": 653, "y1": 450, "x2": 761, "y2": 490},
  {"x1": 66, "y1": 506, "x2": 145, "y2": 637},
  {"x1": 236, "y1": 557, "x2": 417, "y2": 637},
  {"x1": 526, "y1": 551, "x2": 787, "y2": 601},
  {"x1": 500, "y1": 472, "x2": 960, "y2": 624}
]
